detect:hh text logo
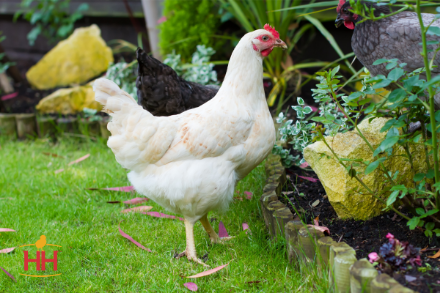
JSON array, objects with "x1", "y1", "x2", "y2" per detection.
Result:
[{"x1": 19, "y1": 235, "x2": 62, "y2": 277}]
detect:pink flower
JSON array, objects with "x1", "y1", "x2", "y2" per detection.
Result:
[
  {"x1": 369, "y1": 252, "x2": 380, "y2": 263},
  {"x1": 386, "y1": 233, "x2": 394, "y2": 240}
]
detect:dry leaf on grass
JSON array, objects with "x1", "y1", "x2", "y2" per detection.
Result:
[
  {"x1": 121, "y1": 206, "x2": 153, "y2": 214},
  {"x1": 42, "y1": 152, "x2": 65, "y2": 158},
  {"x1": 87, "y1": 186, "x2": 135, "y2": 192},
  {"x1": 68, "y1": 154, "x2": 90, "y2": 166},
  {"x1": 0, "y1": 247, "x2": 15, "y2": 254},
  {"x1": 118, "y1": 222, "x2": 152, "y2": 252},
  {"x1": 123, "y1": 197, "x2": 148, "y2": 204},
  {"x1": 244, "y1": 191, "x2": 252, "y2": 200},
  {"x1": 242, "y1": 222, "x2": 251, "y2": 235},
  {"x1": 0, "y1": 266, "x2": 16, "y2": 282},
  {"x1": 218, "y1": 221, "x2": 229, "y2": 238},
  {"x1": 145, "y1": 212, "x2": 183, "y2": 221},
  {"x1": 54, "y1": 168, "x2": 64, "y2": 174},
  {"x1": 0, "y1": 229, "x2": 15, "y2": 232},
  {"x1": 183, "y1": 282, "x2": 198, "y2": 291},
  {"x1": 428, "y1": 249, "x2": 440, "y2": 259},
  {"x1": 184, "y1": 263, "x2": 229, "y2": 278}
]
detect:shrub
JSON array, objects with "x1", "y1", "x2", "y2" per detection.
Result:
[{"x1": 159, "y1": 0, "x2": 223, "y2": 62}]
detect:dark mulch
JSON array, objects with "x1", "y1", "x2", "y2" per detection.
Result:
[{"x1": 279, "y1": 164, "x2": 440, "y2": 293}]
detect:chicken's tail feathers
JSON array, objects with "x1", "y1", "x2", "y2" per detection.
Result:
[{"x1": 93, "y1": 78, "x2": 137, "y2": 113}]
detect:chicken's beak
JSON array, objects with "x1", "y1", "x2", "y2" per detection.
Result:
[
  {"x1": 335, "y1": 17, "x2": 344, "y2": 28},
  {"x1": 274, "y1": 39, "x2": 288, "y2": 50}
]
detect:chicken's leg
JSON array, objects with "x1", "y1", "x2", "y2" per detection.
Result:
[
  {"x1": 200, "y1": 214, "x2": 235, "y2": 243},
  {"x1": 176, "y1": 218, "x2": 209, "y2": 267},
  {"x1": 199, "y1": 214, "x2": 220, "y2": 244}
]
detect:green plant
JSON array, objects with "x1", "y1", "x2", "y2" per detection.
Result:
[
  {"x1": 159, "y1": 0, "x2": 225, "y2": 62},
  {"x1": 82, "y1": 108, "x2": 102, "y2": 122},
  {"x1": 14, "y1": 0, "x2": 89, "y2": 46},
  {"x1": 164, "y1": 45, "x2": 219, "y2": 86},
  {"x1": 219, "y1": 0, "x2": 355, "y2": 115},
  {"x1": 368, "y1": 233, "x2": 421, "y2": 274},
  {"x1": 0, "y1": 33, "x2": 14, "y2": 76},
  {"x1": 105, "y1": 61, "x2": 138, "y2": 101},
  {"x1": 299, "y1": 0, "x2": 440, "y2": 236}
]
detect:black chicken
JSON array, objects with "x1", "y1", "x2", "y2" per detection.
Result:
[
  {"x1": 335, "y1": 0, "x2": 440, "y2": 106},
  {"x1": 136, "y1": 48, "x2": 219, "y2": 116}
]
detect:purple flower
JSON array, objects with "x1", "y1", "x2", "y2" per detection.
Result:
[{"x1": 369, "y1": 252, "x2": 380, "y2": 263}]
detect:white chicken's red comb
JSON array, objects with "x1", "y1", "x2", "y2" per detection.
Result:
[{"x1": 264, "y1": 24, "x2": 279, "y2": 39}]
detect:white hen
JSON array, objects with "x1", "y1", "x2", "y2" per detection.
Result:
[{"x1": 94, "y1": 25, "x2": 286, "y2": 266}]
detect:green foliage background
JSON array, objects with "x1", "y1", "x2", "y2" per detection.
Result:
[{"x1": 159, "y1": 0, "x2": 224, "y2": 62}]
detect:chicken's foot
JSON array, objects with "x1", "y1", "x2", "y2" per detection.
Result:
[{"x1": 175, "y1": 218, "x2": 209, "y2": 267}]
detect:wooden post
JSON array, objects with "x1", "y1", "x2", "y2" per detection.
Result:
[
  {"x1": 388, "y1": 285, "x2": 415, "y2": 293},
  {"x1": 0, "y1": 113, "x2": 16, "y2": 136},
  {"x1": 285, "y1": 220, "x2": 304, "y2": 263},
  {"x1": 15, "y1": 114, "x2": 37, "y2": 139},
  {"x1": 100, "y1": 117, "x2": 111, "y2": 139},
  {"x1": 273, "y1": 207, "x2": 294, "y2": 241},
  {"x1": 37, "y1": 116, "x2": 57, "y2": 138},
  {"x1": 317, "y1": 236, "x2": 336, "y2": 267},
  {"x1": 57, "y1": 117, "x2": 79, "y2": 134},
  {"x1": 329, "y1": 243, "x2": 354, "y2": 288},
  {"x1": 260, "y1": 190, "x2": 278, "y2": 231},
  {"x1": 0, "y1": 72, "x2": 13, "y2": 94},
  {"x1": 371, "y1": 274, "x2": 400, "y2": 293},
  {"x1": 298, "y1": 226, "x2": 324, "y2": 261},
  {"x1": 79, "y1": 119, "x2": 101, "y2": 137},
  {"x1": 266, "y1": 201, "x2": 286, "y2": 238},
  {"x1": 350, "y1": 258, "x2": 378, "y2": 293},
  {"x1": 334, "y1": 249, "x2": 357, "y2": 293},
  {"x1": 140, "y1": 0, "x2": 162, "y2": 60}
]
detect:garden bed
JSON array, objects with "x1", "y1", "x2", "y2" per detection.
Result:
[{"x1": 279, "y1": 163, "x2": 440, "y2": 293}]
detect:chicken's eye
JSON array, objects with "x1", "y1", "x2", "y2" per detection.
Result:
[
  {"x1": 262, "y1": 35, "x2": 269, "y2": 41},
  {"x1": 343, "y1": 8, "x2": 348, "y2": 13}
]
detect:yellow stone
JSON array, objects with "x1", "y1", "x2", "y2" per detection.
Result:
[
  {"x1": 303, "y1": 118, "x2": 427, "y2": 220},
  {"x1": 36, "y1": 82, "x2": 101, "y2": 114},
  {"x1": 27, "y1": 25, "x2": 113, "y2": 90}
]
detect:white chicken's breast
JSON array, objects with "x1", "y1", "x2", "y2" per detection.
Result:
[{"x1": 94, "y1": 27, "x2": 284, "y2": 266}]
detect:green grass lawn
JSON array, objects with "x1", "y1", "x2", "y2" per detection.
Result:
[{"x1": 0, "y1": 137, "x2": 328, "y2": 292}]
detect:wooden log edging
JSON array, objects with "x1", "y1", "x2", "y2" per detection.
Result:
[
  {"x1": 262, "y1": 153, "x2": 415, "y2": 293},
  {"x1": 0, "y1": 114, "x2": 112, "y2": 140}
]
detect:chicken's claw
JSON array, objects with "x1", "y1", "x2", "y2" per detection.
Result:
[{"x1": 175, "y1": 250, "x2": 210, "y2": 267}]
